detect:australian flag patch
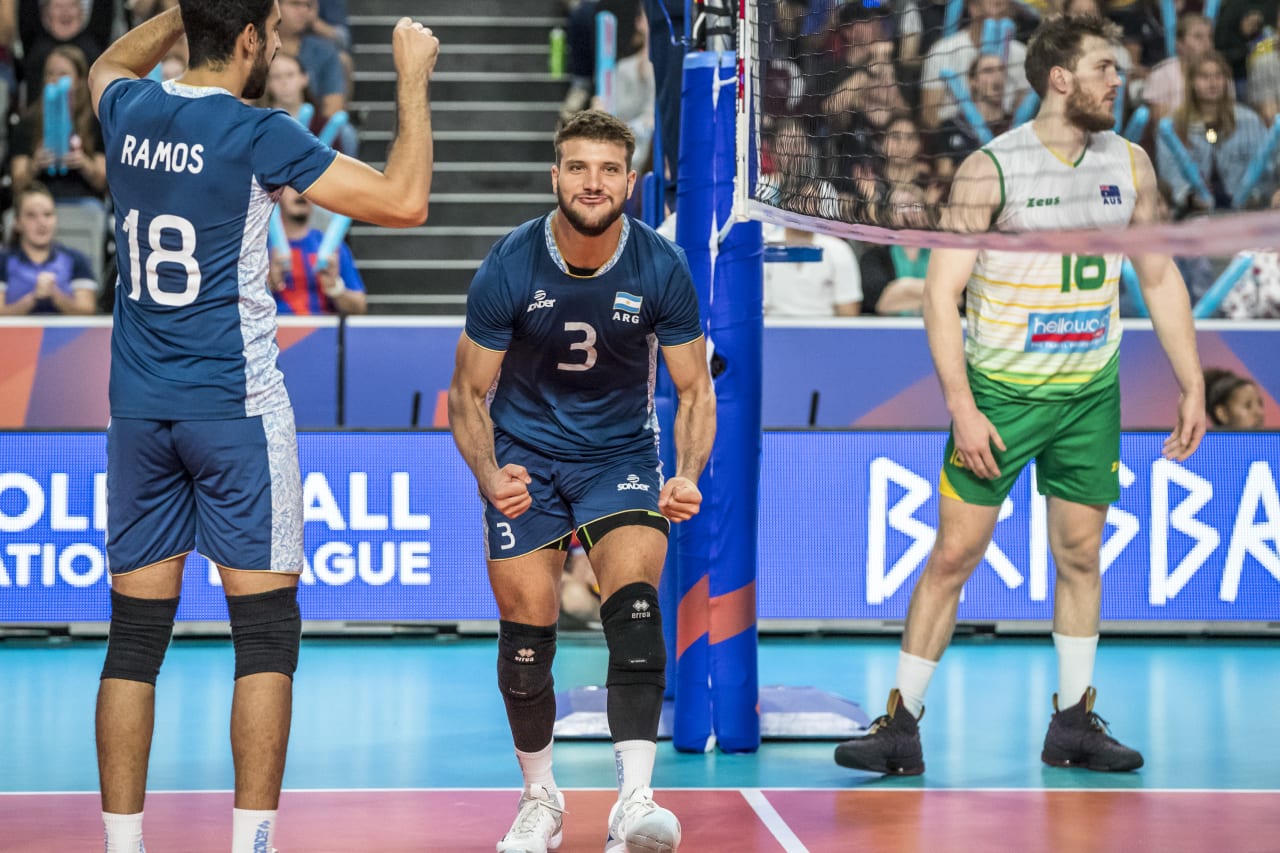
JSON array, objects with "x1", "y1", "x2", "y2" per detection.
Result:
[{"x1": 1100, "y1": 184, "x2": 1122, "y2": 205}]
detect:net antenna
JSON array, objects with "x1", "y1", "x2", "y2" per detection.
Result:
[{"x1": 736, "y1": 0, "x2": 1280, "y2": 258}]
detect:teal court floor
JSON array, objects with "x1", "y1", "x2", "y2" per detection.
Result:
[{"x1": 2, "y1": 634, "x2": 1278, "y2": 851}]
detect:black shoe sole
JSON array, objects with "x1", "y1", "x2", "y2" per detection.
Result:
[
  {"x1": 834, "y1": 751, "x2": 925, "y2": 776},
  {"x1": 1041, "y1": 753, "x2": 1144, "y2": 772}
]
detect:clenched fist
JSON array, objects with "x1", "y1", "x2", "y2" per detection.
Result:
[{"x1": 393, "y1": 18, "x2": 440, "y2": 81}]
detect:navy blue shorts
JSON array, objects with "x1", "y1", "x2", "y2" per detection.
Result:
[
  {"x1": 485, "y1": 432, "x2": 663, "y2": 560},
  {"x1": 106, "y1": 410, "x2": 304, "y2": 575}
]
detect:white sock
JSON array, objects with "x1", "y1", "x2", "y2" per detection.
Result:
[
  {"x1": 515, "y1": 742, "x2": 557, "y2": 793},
  {"x1": 231, "y1": 808, "x2": 277, "y2": 853},
  {"x1": 895, "y1": 651, "x2": 938, "y2": 717},
  {"x1": 613, "y1": 739, "x2": 657, "y2": 798},
  {"x1": 1053, "y1": 632, "x2": 1099, "y2": 707},
  {"x1": 102, "y1": 811, "x2": 144, "y2": 853}
]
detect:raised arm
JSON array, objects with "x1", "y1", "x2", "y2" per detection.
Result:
[
  {"x1": 301, "y1": 19, "x2": 438, "y2": 228},
  {"x1": 923, "y1": 148, "x2": 1003, "y2": 479},
  {"x1": 656, "y1": 335, "x2": 715, "y2": 522},
  {"x1": 1128, "y1": 144, "x2": 1206, "y2": 461},
  {"x1": 88, "y1": 6, "x2": 185, "y2": 116},
  {"x1": 447, "y1": 333, "x2": 531, "y2": 519}
]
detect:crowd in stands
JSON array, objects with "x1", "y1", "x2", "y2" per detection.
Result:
[
  {"x1": 0, "y1": 0, "x2": 359, "y2": 316},
  {"x1": 752, "y1": 0, "x2": 1280, "y2": 317},
  {"x1": 6, "y1": 1, "x2": 1279, "y2": 320}
]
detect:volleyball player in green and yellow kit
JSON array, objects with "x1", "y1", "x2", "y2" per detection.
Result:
[{"x1": 836, "y1": 15, "x2": 1207, "y2": 777}]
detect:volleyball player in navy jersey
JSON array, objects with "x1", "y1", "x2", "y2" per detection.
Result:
[
  {"x1": 88, "y1": 4, "x2": 438, "y2": 851},
  {"x1": 450, "y1": 110, "x2": 715, "y2": 853}
]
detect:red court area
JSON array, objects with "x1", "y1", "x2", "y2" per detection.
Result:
[{"x1": 4, "y1": 788, "x2": 1277, "y2": 852}]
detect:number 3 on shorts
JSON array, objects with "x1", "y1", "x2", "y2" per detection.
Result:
[{"x1": 496, "y1": 522, "x2": 516, "y2": 550}]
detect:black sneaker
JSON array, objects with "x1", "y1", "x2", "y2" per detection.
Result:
[
  {"x1": 1041, "y1": 687, "x2": 1144, "y2": 772},
  {"x1": 834, "y1": 688, "x2": 924, "y2": 775}
]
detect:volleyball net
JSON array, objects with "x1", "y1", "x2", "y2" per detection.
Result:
[{"x1": 736, "y1": 0, "x2": 1280, "y2": 269}]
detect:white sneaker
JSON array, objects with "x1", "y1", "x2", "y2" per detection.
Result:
[
  {"x1": 604, "y1": 787, "x2": 681, "y2": 852},
  {"x1": 497, "y1": 784, "x2": 566, "y2": 853}
]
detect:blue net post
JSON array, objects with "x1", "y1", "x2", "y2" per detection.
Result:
[{"x1": 669, "y1": 49, "x2": 762, "y2": 754}]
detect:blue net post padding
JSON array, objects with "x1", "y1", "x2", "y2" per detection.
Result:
[{"x1": 670, "y1": 49, "x2": 762, "y2": 754}]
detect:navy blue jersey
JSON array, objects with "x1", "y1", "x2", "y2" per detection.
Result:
[
  {"x1": 98, "y1": 78, "x2": 337, "y2": 419},
  {"x1": 465, "y1": 214, "x2": 702, "y2": 461}
]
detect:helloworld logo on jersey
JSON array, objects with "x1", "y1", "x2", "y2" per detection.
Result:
[{"x1": 1025, "y1": 308, "x2": 1110, "y2": 353}]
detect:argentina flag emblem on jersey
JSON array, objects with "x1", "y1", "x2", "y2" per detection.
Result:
[{"x1": 613, "y1": 292, "x2": 643, "y2": 313}]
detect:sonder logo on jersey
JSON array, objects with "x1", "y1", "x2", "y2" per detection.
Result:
[
  {"x1": 527, "y1": 289, "x2": 556, "y2": 312},
  {"x1": 617, "y1": 474, "x2": 651, "y2": 491},
  {"x1": 119, "y1": 135, "x2": 205, "y2": 174},
  {"x1": 1026, "y1": 308, "x2": 1111, "y2": 354}
]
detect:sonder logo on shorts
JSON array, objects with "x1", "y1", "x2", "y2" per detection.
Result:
[
  {"x1": 617, "y1": 474, "x2": 651, "y2": 491},
  {"x1": 1026, "y1": 308, "x2": 1111, "y2": 354},
  {"x1": 527, "y1": 289, "x2": 556, "y2": 312}
]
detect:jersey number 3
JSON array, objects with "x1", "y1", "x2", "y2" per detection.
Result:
[
  {"x1": 122, "y1": 209, "x2": 202, "y2": 306},
  {"x1": 557, "y1": 321, "x2": 598, "y2": 372}
]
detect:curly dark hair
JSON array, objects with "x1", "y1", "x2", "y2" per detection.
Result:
[
  {"x1": 179, "y1": 0, "x2": 275, "y2": 69},
  {"x1": 1024, "y1": 14, "x2": 1123, "y2": 99},
  {"x1": 1204, "y1": 368, "x2": 1258, "y2": 426},
  {"x1": 554, "y1": 110, "x2": 637, "y2": 170}
]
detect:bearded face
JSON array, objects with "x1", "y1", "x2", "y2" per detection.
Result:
[
  {"x1": 1065, "y1": 85, "x2": 1115, "y2": 132},
  {"x1": 241, "y1": 30, "x2": 273, "y2": 101},
  {"x1": 553, "y1": 139, "x2": 634, "y2": 238}
]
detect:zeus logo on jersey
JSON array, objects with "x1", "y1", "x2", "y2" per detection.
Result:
[
  {"x1": 1100, "y1": 184, "x2": 1122, "y2": 205},
  {"x1": 119, "y1": 134, "x2": 205, "y2": 174},
  {"x1": 617, "y1": 474, "x2": 651, "y2": 491},
  {"x1": 1026, "y1": 309, "x2": 1110, "y2": 354},
  {"x1": 527, "y1": 289, "x2": 556, "y2": 312}
]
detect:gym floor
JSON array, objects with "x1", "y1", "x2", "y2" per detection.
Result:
[{"x1": 3, "y1": 633, "x2": 1277, "y2": 851}]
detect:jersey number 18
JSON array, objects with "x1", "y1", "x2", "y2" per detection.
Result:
[{"x1": 121, "y1": 209, "x2": 202, "y2": 306}]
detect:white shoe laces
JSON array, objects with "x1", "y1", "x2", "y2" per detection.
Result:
[
  {"x1": 614, "y1": 786, "x2": 660, "y2": 829},
  {"x1": 501, "y1": 787, "x2": 565, "y2": 847}
]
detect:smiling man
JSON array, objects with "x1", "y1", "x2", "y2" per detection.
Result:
[
  {"x1": 449, "y1": 110, "x2": 714, "y2": 853},
  {"x1": 834, "y1": 15, "x2": 1206, "y2": 779}
]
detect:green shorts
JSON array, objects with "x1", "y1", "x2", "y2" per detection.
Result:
[{"x1": 940, "y1": 377, "x2": 1121, "y2": 507}]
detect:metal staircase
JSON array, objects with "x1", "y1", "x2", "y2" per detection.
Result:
[{"x1": 347, "y1": 2, "x2": 570, "y2": 314}]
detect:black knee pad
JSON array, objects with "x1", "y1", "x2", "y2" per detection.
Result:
[
  {"x1": 497, "y1": 620, "x2": 557, "y2": 701},
  {"x1": 227, "y1": 586, "x2": 301, "y2": 680},
  {"x1": 101, "y1": 590, "x2": 180, "y2": 685},
  {"x1": 497, "y1": 621, "x2": 558, "y2": 751},
  {"x1": 601, "y1": 583, "x2": 666, "y2": 690}
]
